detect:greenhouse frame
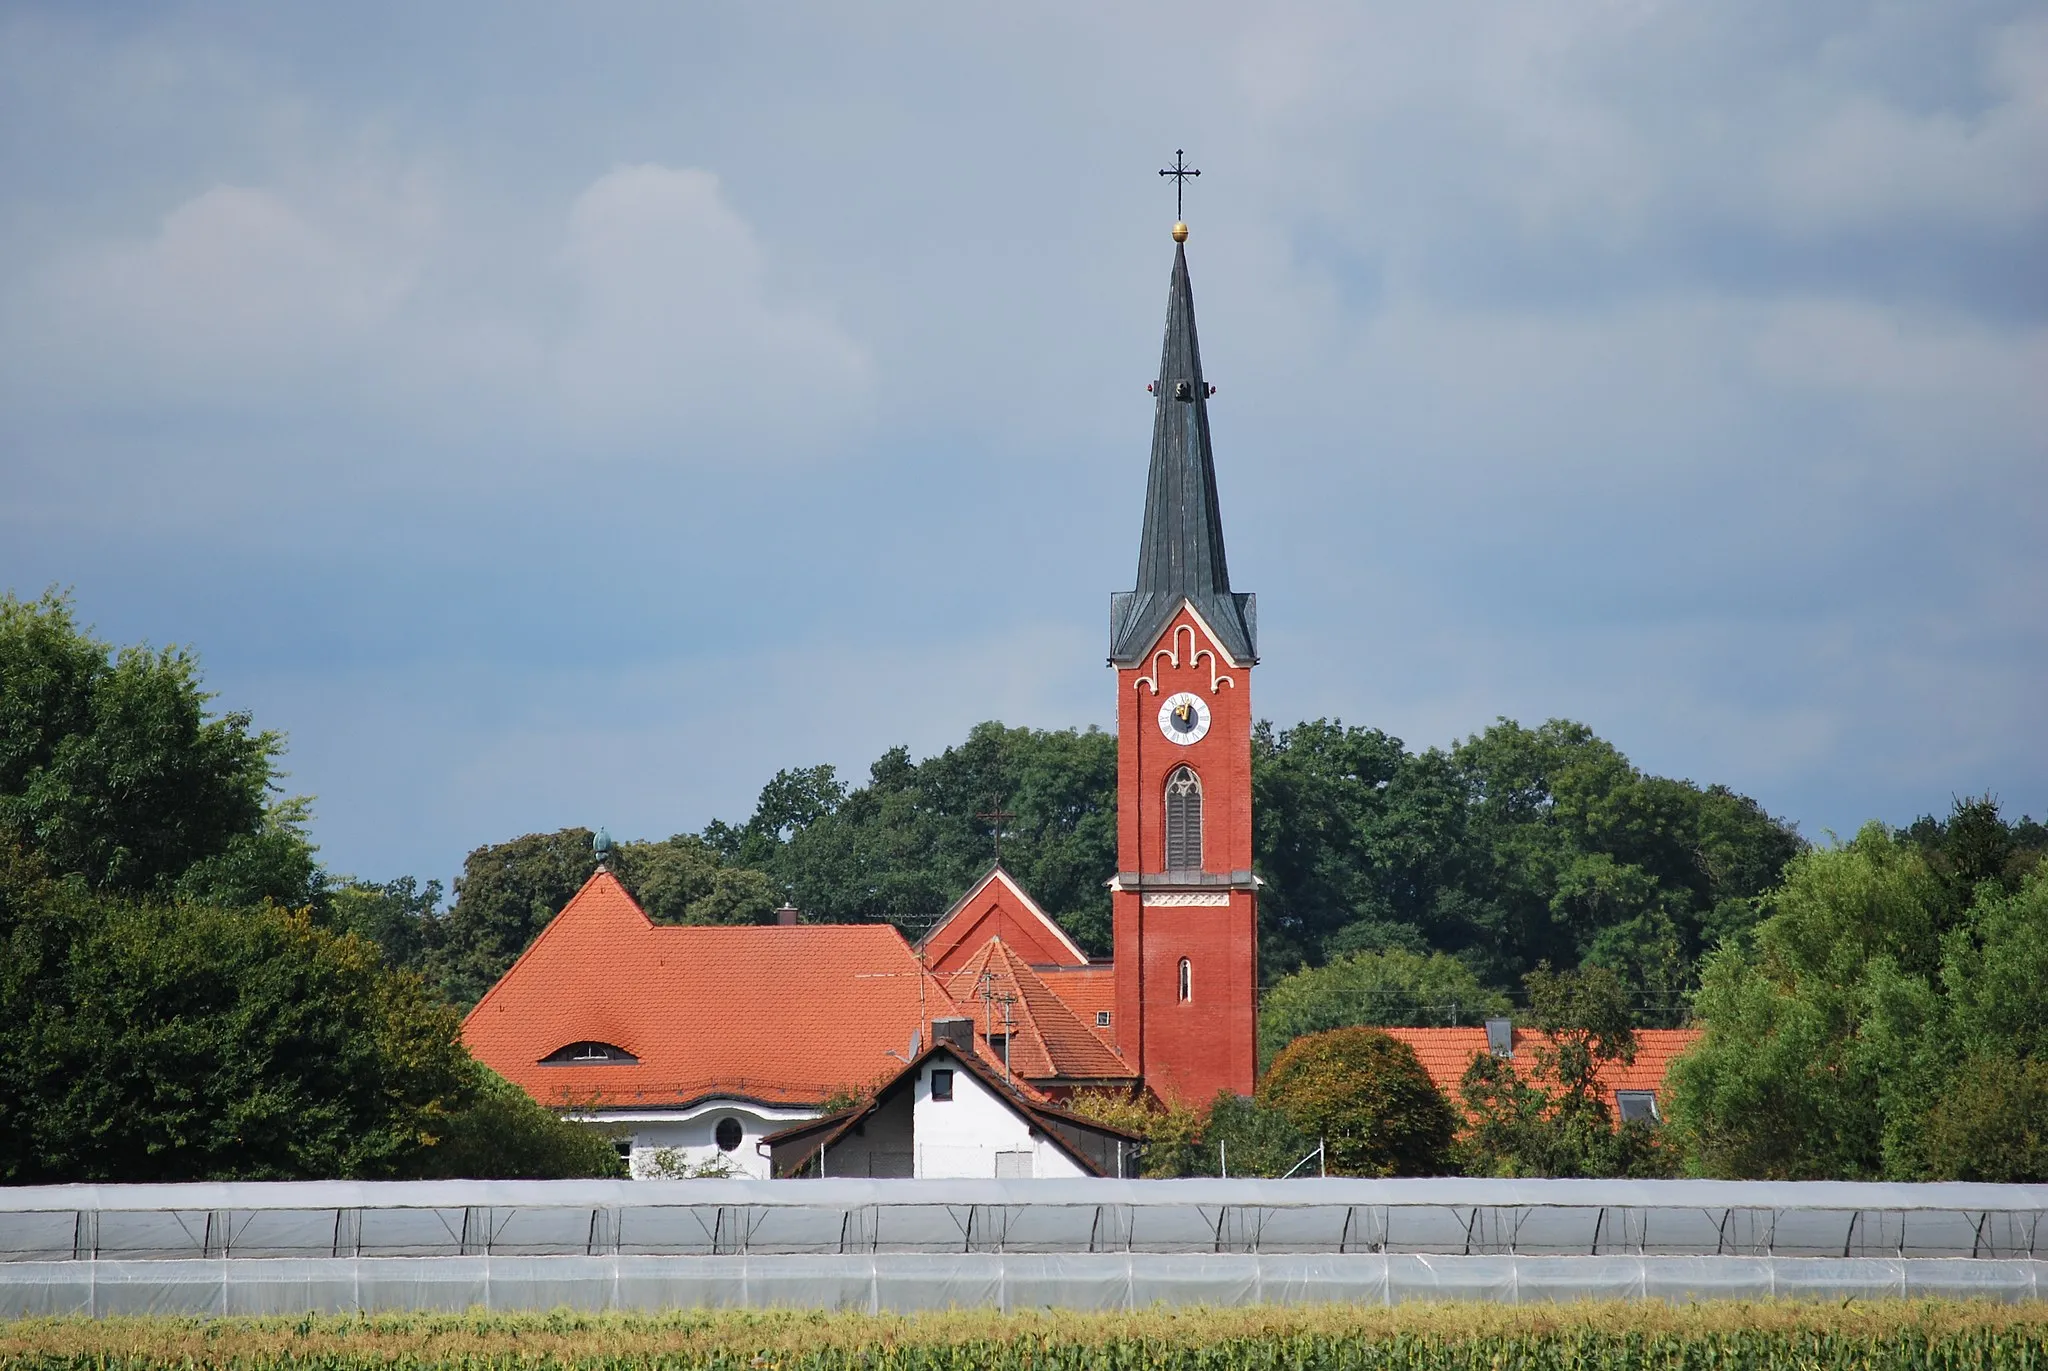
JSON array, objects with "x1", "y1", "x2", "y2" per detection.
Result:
[{"x1": 3, "y1": 1177, "x2": 2044, "y2": 1314}]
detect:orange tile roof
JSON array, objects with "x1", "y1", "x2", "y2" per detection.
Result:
[
  {"x1": 462, "y1": 871, "x2": 964, "y2": 1110},
  {"x1": 1036, "y1": 966, "x2": 1118, "y2": 1049},
  {"x1": 1379, "y1": 1026, "x2": 1702, "y2": 1110},
  {"x1": 941, "y1": 939, "x2": 1136, "y2": 1084}
]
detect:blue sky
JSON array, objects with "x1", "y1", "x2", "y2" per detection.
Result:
[{"x1": 3, "y1": 2, "x2": 2043, "y2": 890}]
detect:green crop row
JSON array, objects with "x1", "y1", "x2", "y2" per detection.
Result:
[{"x1": 4, "y1": 1303, "x2": 2046, "y2": 1370}]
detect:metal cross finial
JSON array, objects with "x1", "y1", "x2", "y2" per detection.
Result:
[
  {"x1": 975, "y1": 801, "x2": 1017, "y2": 863},
  {"x1": 1159, "y1": 148, "x2": 1200, "y2": 220}
]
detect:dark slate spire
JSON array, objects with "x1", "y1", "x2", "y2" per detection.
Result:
[{"x1": 1109, "y1": 236, "x2": 1257, "y2": 665}]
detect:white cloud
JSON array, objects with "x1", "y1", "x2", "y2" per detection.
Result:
[
  {"x1": 5, "y1": 162, "x2": 869, "y2": 463},
  {"x1": 550, "y1": 165, "x2": 870, "y2": 443}
]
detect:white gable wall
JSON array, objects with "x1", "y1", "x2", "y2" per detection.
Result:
[
  {"x1": 910, "y1": 1061, "x2": 1088, "y2": 1179},
  {"x1": 581, "y1": 1100, "x2": 818, "y2": 1179}
]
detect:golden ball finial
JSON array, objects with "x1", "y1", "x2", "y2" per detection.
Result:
[{"x1": 1172, "y1": 221, "x2": 1189, "y2": 243}]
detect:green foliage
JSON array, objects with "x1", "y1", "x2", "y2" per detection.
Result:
[
  {"x1": 1256, "y1": 1027, "x2": 1456, "y2": 1176},
  {"x1": 408, "y1": 1062, "x2": 624, "y2": 1180},
  {"x1": 1064, "y1": 1089, "x2": 1207, "y2": 1178},
  {"x1": 326, "y1": 875, "x2": 444, "y2": 971},
  {"x1": 615, "y1": 833, "x2": 777, "y2": 927},
  {"x1": 1250, "y1": 717, "x2": 1802, "y2": 1010},
  {"x1": 1067, "y1": 1089, "x2": 1315, "y2": 1179},
  {"x1": 1258, "y1": 949, "x2": 1511, "y2": 1067},
  {"x1": 0, "y1": 832, "x2": 616, "y2": 1183},
  {"x1": 1455, "y1": 965, "x2": 1671, "y2": 1178},
  {"x1": 0, "y1": 590, "x2": 313, "y2": 903},
  {"x1": 710, "y1": 721, "x2": 1120, "y2": 954},
  {"x1": 426, "y1": 828, "x2": 597, "y2": 1007},
  {"x1": 0, "y1": 840, "x2": 441, "y2": 1181},
  {"x1": 13, "y1": 1301, "x2": 2037, "y2": 1369},
  {"x1": 1205, "y1": 1090, "x2": 1317, "y2": 1177},
  {"x1": 1667, "y1": 802, "x2": 2048, "y2": 1181},
  {"x1": 401, "y1": 828, "x2": 777, "y2": 1007}
]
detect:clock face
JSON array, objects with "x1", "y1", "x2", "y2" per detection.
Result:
[{"x1": 1157, "y1": 691, "x2": 1211, "y2": 745}]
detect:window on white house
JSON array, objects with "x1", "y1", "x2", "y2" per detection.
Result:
[
  {"x1": 1164, "y1": 766, "x2": 1203, "y2": 869},
  {"x1": 930, "y1": 1069, "x2": 954, "y2": 1102},
  {"x1": 1178, "y1": 958, "x2": 1192, "y2": 1002},
  {"x1": 1616, "y1": 1090, "x2": 1661, "y2": 1124},
  {"x1": 540, "y1": 1041, "x2": 639, "y2": 1065},
  {"x1": 714, "y1": 1117, "x2": 743, "y2": 1151},
  {"x1": 613, "y1": 1138, "x2": 634, "y2": 1162}
]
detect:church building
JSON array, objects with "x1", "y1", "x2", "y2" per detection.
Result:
[{"x1": 462, "y1": 221, "x2": 1264, "y2": 1177}]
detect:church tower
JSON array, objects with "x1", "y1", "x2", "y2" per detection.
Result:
[{"x1": 1109, "y1": 223, "x2": 1259, "y2": 1104}]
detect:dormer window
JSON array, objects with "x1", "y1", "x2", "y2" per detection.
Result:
[{"x1": 540, "y1": 1041, "x2": 639, "y2": 1065}]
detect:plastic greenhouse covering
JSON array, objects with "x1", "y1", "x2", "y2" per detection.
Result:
[{"x1": 2, "y1": 1178, "x2": 2043, "y2": 1314}]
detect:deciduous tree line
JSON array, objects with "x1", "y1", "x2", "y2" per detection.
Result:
[{"x1": 5, "y1": 589, "x2": 2042, "y2": 1181}]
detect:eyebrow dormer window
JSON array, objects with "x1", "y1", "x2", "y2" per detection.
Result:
[{"x1": 540, "y1": 1041, "x2": 639, "y2": 1065}]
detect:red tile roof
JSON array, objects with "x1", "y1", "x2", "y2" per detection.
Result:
[
  {"x1": 941, "y1": 939, "x2": 1136, "y2": 1084},
  {"x1": 462, "y1": 871, "x2": 964, "y2": 1109},
  {"x1": 1379, "y1": 1026, "x2": 1702, "y2": 1110},
  {"x1": 916, "y1": 864, "x2": 1091, "y2": 974}
]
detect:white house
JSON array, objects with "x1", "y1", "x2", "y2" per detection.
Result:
[{"x1": 765, "y1": 1040, "x2": 1142, "y2": 1179}]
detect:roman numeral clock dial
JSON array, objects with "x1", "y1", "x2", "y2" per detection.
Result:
[{"x1": 1157, "y1": 691, "x2": 1211, "y2": 745}]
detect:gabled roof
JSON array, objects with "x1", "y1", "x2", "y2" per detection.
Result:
[
  {"x1": 762, "y1": 1041, "x2": 1142, "y2": 1178},
  {"x1": 941, "y1": 938, "x2": 1136, "y2": 1084},
  {"x1": 915, "y1": 863, "x2": 1090, "y2": 973},
  {"x1": 462, "y1": 871, "x2": 962, "y2": 1110},
  {"x1": 1380, "y1": 1027, "x2": 1703, "y2": 1107},
  {"x1": 1109, "y1": 237, "x2": 1256, "y2": 667}
]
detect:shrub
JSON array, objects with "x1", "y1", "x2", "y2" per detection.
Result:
[
  {"x1": 1066, "y1": 1088, "x2": 1206, "y2": 1177},
  {"x1": 1256, "y1": 1027, "x2": 1455, "y2": 1176}
]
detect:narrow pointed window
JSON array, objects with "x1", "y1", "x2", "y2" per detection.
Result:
[
  {"x1": 1165, "y1": 765, "x2": 1203, "y2": 870},
  {"x1": 1178, "y1": 957, "x2": 1193, "y2": 1002}
]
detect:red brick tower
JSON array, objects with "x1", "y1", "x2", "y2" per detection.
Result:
[{"x1": 1109, "y1": 223, "x2": 1259, "y2": 1105}]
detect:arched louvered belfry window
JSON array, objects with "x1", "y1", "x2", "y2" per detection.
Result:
[{"x1": 1165, "y1": 765, "x2": 1203, "y2": 871}]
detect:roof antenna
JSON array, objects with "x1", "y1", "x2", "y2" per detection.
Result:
[{"x1": 592, "y1": 827, "x2": 614, "y2": 873}]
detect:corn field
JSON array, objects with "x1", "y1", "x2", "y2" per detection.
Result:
[{"x1": 3, "y1": 1302, "x2": 2044, "y2": 1370}]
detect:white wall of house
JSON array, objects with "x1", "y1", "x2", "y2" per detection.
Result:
[
  {"x1": 910, "y1": 1061, "x2": 1088, "y2": 1179},
  {"x1": 580, "y1": 1100, "x2": 818, "y2": 1179}
]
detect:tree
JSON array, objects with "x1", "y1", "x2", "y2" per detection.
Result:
[
  {"x1": 0, "y1": 590, "x2": 315, "y2": 903},
  {"x1": 1065, "y1": 1089, "x2": 1207, "y2": 1178},
  {"x1": 1256, "y1": 1028, "x2": 1455, "y2": 1176},
  {"x1": 412, "y1": 1063, "x2": 624, "y2": 1180},
  {"x1": 327, "y1": 875, "x2": 444, "y2": 973},
  {"x1": 1205, "y1": 1092, "x2": 1316, "y2": 1177},
  {"x1": 0, "y1": 831, "x2": 617, "y2": 1182},
  {"x1": 1062, "y1": 1088, "x2": 1311, "y2": 1178},
  {"x1": 1247, "y1": 716, "x2": 1801, "y2": 1005},
  {"x1": 1256, "y1": 949, "x2": 1511, "y2": 1068},
  {"x1": 616, "y1": 834, "x2": 777, "y2": 927},
  {"x1": 419, "y1": 827, "x2": 789, "y2": 1007},
  {"x1": 1455, "y1": 964, "x2": 1669, "y2": 1178},
  {"x1": 1667, "y1": 803, "x2": 2048, "y2": 1181},
  {"x1": 718, "y1": 722, "x2": 1119, "y2": 954},
  {"x1": 428, "y1": 828, "x2": 598, "y2": 1008}
]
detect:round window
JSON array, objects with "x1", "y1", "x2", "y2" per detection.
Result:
[{"x1": 714, "y1": 1117, "x2": 743, "y2": 1152}]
